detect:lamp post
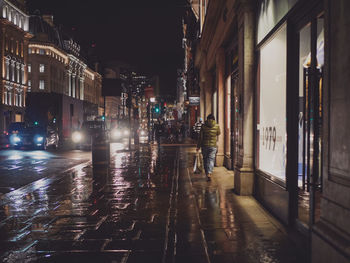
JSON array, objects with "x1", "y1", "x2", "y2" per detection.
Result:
[{"x1": 149, "y1": 97, "x2": 155, "y2": 142}]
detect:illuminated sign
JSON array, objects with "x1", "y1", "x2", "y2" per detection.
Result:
[{"x1": 189, "y1": 97, "x2": 200, "y2": 105}]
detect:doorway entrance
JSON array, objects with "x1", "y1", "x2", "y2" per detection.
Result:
[{"x1": 296, "y1": 14, "x2": 324, "y2": 227}]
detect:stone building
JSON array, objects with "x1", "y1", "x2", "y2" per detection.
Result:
[
  {"x1": 0, "y1": 0, "x2": 31, "y2": 132},
  {"x1": 27, "y1": 14, "x2": 102, "y2": 139},
  {"x1": 190, "y1": 0, "x2": 350, "y2": 261}
]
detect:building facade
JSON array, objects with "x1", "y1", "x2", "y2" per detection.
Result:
[
  {"x1": 0, "y1": 0, "x2": 30, "y2": 132},
  {"x1": 191, "y1": 0, "x2": 350, "y2": 262},
  {"x1": 28, "y1": 14, "x2": 102, "y2": 139}
]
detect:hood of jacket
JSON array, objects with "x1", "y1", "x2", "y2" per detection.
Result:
[{"x1": 205, "y1": 119, "x2": 216, "y2": 128}]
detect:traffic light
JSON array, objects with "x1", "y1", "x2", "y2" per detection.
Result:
[
  {"x1": 34, "y1": 121, "x2": 39, "y2": 126},
  {"x1": 155, "y1": 104, "x2": 160, "y2": 113},
  {"x1": 102, "y1": 115, "x2": 105, "y2": 121}
]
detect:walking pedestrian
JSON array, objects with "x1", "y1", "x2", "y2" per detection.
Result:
[{"x1": 196, "y1": 114, "x2": 220, "y2": 181}]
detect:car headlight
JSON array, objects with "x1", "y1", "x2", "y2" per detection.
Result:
[
  {"x1": 36, "y1": 136, "x2": 44, "y2": 142},
  {"x1": 112, "y1": 130, "x2": 122, "y2": 138},
  {"x1": 10, "y1": 135, "x2": 21, "y2": 144},
  {"x1": 123, "y1": 129, "x2": 129, "y2": 136},
  {"x1": 72, "y1": 131, "x2": 83, "y2": 143}
]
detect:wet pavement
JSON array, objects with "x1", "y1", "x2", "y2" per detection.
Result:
[
  {"x1": 0, "y1": 149, "x2": 91, "y2": 195},
  {"x1": 0, "y1": 143, "x2": 308, "y2": 262}
]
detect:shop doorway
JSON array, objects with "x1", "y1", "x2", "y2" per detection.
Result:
[{"x1": 297, "y1": 15, "x2": 324, "y2": 227}]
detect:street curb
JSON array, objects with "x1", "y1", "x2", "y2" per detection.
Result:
[{"x1": 0, "y1": 160, "x2": 92, "y2": 206}]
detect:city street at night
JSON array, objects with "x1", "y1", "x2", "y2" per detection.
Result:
[{"x1": 0, "y1": 0, "x2": 349, "y2": 262}]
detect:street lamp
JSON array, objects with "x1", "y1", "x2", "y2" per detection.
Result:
[{"x1": 148, "y1": 97, "x2": 156, "y2": 142}]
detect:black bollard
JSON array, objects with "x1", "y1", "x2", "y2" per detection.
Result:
[{"x1": 92, "y1": 131, "x2": 110, "y2": 168}]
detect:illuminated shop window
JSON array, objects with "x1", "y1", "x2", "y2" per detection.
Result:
[{"x1": 257, "y1": 24, "x2": 287, "y2": 181}]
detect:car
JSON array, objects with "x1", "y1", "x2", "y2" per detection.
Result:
[
  {"x1": 34, "y1": 126, "x2": 59, "y2": 150},
  {"x1": 110, "y1": 126, "x2": 130, "y2": 142},
  {"x1": 8, "y1": 123, "x2": 59, "y2": 150},
  {"x1": 7, "y1": 122, "x2": 27, "y2": 149},
  {"x1": 72, "y1": 120, "x2": 105, "y2": 149}
]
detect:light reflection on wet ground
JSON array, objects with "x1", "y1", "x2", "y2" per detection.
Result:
[
  {"x1": 0, "y1": 149, "x2": 90, "y2": 195},
  {"x1": 0, "y1": 144, "x2": 307, "y2": 262}
]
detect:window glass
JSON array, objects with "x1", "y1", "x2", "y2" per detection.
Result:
[
  {"x1": 257, "y1": 24, "x2": 287, "y2": 181},
  {"x1": 39, "y1": 80, "x2": 45, "y2": 90},
  {"x1": 39, "y1": 64, "x2": 45, "y2": 73},
  {"x1": 28, "y1": 80, "x2": 31, "y2": 92},
  {"x1": 28, "y1": 64, "x2": 31, "y2": 73}
]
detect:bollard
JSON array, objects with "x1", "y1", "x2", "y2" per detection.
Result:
[{"x1": 92, "y1": 131, "x2": 110, "y2": 167}]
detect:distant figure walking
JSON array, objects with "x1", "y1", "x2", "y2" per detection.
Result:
[{"x1": 196, "y1": 114, "x2": 220, "y2": 181}]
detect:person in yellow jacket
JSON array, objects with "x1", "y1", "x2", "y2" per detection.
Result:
[{"x1": 196, "y1": 114, "x2": 221, "y2": 181}]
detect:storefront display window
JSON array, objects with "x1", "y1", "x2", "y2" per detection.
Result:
[{"x1": 257, "y1": 24, "x2": 287, "y2": 181}]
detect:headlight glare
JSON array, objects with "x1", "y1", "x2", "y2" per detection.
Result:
[
  {"x1": 72, "y1": 131, "x2": 83, "y2": 143},
  {"x1": 112, "y1": 130, "x2": 122, "y2": 138}
]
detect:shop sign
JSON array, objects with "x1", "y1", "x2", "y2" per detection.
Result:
[{"x1": 189, "y1": 96, "x2": 200, "y2": 106}]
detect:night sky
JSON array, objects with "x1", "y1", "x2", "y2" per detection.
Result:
[{"x1": 26, "y1": 0, "x2": 187, "y2": 98}]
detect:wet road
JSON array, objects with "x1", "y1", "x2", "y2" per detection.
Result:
[
  {"x1": 0, "y1": 149, "x2": 91, "y2": 195},
  {"x1": 0, "y1": 144, "x2": 307, "y2": 262}
]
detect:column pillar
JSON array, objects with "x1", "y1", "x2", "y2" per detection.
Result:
[
  {"x1": 72, "y1": 74, "x2": 76, "y2": 98},
  {"x1": 215, "y1": 47, "x2": 225, "y2": 166},
  {"x1": 68, "y1": 72, "x2": 72, "y2": 96},
  {"x1": 199, "y1": 82, "x2": 205, "y2": 120},
  {"x1": 80, "y1": 78, "x2": 84, "y2": 100},
  {"x1": 203, "y1": 71, "x2": 212, "y2": 119},
  {"x1": 234, "y1": 1, "x2": 255, "y2": 195}
]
